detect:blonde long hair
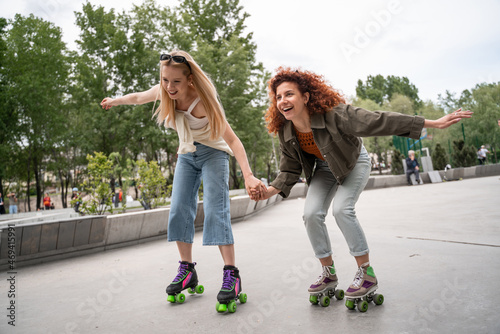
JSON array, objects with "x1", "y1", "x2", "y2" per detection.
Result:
[{"x1": 154, "y1": 50, "x2": 226, "y2": 140}]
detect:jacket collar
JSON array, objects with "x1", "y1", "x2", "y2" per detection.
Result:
[{"x1": 283, "y1": 113, "x2": 326, "y2": 142}]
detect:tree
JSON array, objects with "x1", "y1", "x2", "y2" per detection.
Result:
[
  {"x1": 4, "y1": 14, "x2": 70, "y2": 210},
  {"x1": 76, "y1": 152, "x2": 114, "y2": 215},
  {"x1": 438, "y1": 83, "x2": 500, "y2": 163},
  {"x1": 137, "y1": 159, "x2": 168, "y2": 209},
  {"x1": 356, "y1": 74, "x2": 422, "y2": 108},
  {"x1": 0, "y1": 17, "x2": 14, "y2": 198},
  {"x1": 175, "y1": 0, "x2": 271, "y2": 189},
  {"x1": 431, "y1": 143, "x2": 448, "y2": 170},
  {"x1": 391, "y1": 149, "x2": 404, "y2": 175},
  {"x1": 451, "y1": 140, "x2": 476, "y2": 168}
]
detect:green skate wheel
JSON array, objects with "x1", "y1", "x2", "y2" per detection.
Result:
[
  {"x1": 175, "y1": 293, "x2": 185, "y2": 303},
  {"x1": 167, "y1": 295, "x2": 175, "y2": 303},
  {"x1": 216, "y1": 302, "x2": 227, "y2": 313},
  {"x1": 187, "y1": 287, "x2": 195, "y2": 294},
  {"x1": 335, "y1": 289, "x2": 344, "y2": 300},
  {"x1": 345, "y1": 299, "x2": 355, "y2": 310},
  {"x1": 357, "y1": 300, "x2": 368, "y2": 312},
  {"x1": 374, "y1": 293, "x2": 384, "y2": 305},
  {"x1": 320, "y1": 296, "x2": 330, "y2": 307},
  {"x1": 228, "y1": 301, "x2": 237, "y2": 313},
  {"x1": 309, "y1": 295, "x2": 319, "y2": 305},
  {"x1": 239, "y1": 293, "x2": 247, "y2": 304},
  {"x1": 195, "y1": 285, "x2": 204, "y2": 294}
]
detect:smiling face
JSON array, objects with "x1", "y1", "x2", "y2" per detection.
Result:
[
  {"x1": 275, "y1": 81, "x2": 310, "y2": 124},
  {"x1": 161, "y1": 64, "x2": 192, "y2": 101}
]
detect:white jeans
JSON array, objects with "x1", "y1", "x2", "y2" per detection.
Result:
[{"x1": 303, "y1": 146, "x2": 371, "y2": 258}]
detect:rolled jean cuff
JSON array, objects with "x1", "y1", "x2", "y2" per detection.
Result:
[
  {"x1": 314, "y1": 251, "x2": 334, "y2": 259},
  {"x1": 349, "y1": 248, "x2": 369, "y2": 257}
]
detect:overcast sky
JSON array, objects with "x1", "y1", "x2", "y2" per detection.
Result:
[{"x1": 3, "y1": 0, "x2": 500, "y2": 102}]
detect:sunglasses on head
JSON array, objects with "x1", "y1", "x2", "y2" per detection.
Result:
[{"x1": 160, "y1": 54, "x2": 192, "y2": 72}]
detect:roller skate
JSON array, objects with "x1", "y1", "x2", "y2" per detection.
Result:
[
  {"x1": 166, "y1": 261, "x2": 204, "y2": 303},
  {"x1": 344, "y1": 262, "x2": 384, "y2": 312},
  {"x1": 308, "y1": 264, "x2": 344, "y2": 307},
  {"x1": 215, "y1": 265, "x2": 247, "y2": 313}
]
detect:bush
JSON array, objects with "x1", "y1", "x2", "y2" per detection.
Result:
[
  {"x1": 391, "y1": 149, "x2": 404, "y2": 175},
  {"x1": 72, "y1": 152, "x2": 114, "y2": 215},
  {"x1": 137, "y1": 159, "x2": 168, "y2": 209},
  {"x1": 451, "y1": 140, "x2": 477, "y2": 167},
  {"x1": 431, "y1": 143, "x2": 448, "y2": 170}
]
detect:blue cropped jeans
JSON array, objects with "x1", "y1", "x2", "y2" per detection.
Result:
[
  {"x1": 303, "y1": 146, "x2": 371, "y2": 258},
  {"x1": 167, "y1": 143, "x2": 233, "y2": 246}
]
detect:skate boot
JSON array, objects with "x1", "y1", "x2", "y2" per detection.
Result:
[
  {"x1": 166, "y1": 261, "x2": 204, "y2": 303},
  {"x1": 344, "y1": 262, "x2": 384, "y2": 312},
  {"x1": 308, "y1": 264, "x2": 344, "y2": 307},
  {"x1": 215, "y1": 265, "x2": 247, "y2": 313}
]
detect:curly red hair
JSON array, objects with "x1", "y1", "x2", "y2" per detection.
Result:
[{"x1": 265, "y1": 67, "x2": 346, "y2": 134}]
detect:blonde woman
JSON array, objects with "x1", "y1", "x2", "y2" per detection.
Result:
[{"x1": 101, "y1": 50, "x2": 263, "y2": 311}]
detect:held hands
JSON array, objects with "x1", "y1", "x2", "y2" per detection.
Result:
[
  {"x1": 100, "y1": 97, "x2": 115, "y2": 110},
  {"x1": 245, "y1": 176, "x2": 267, "y2": 201},
  {"x1": 427, "y1": 108, "x2": 473, "y2": 129}
]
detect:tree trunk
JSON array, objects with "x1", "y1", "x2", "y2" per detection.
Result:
[{"x1": 26, "y1": 147, "x2": 32, "y2": 212}]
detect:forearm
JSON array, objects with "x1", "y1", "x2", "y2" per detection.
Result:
[
  {"x1": 266, "y1": 186, "x2": 280, "y2": 197},
  {"x1": 111, "y1": 92, "x2": 154, "y2": 106},
  {"x1": 230, "y1": 139, "x2": 254, "y2": 179}
]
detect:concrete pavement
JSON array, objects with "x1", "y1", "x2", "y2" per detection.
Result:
[{"x1": 1, "y1": 176, "x2": 499, "y2": 334}]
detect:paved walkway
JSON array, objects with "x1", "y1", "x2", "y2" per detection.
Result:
[{"x1": 1, "y1": 176, "x2": 500, "y2": 334}]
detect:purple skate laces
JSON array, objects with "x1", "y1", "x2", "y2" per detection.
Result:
[
  {"x1": 173, "y1": 261, "x2": 195, "y2": 282},
  {"x1": 221, "y1": 270, "x2": 236, "y2": 290}
]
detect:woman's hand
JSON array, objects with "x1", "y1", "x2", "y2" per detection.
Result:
[
  {"x1": 100, "y1": 97, "x2": 115, "y2": 110},
  {"x1": 425, "y1": 108, "x2": 473, "y2": 129},
  {"x1": 245, "y1": 176, "x2": 267, "y2": 201}
]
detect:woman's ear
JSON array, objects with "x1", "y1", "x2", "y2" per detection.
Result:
[{"x1": 304, "y1": 92, "x2": 310, "y2": 105}]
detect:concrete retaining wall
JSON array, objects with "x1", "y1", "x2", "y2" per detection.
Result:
[
  {"x1": 0, "y1": 183, "x2": 306, "y2": 270},
  {"x1": 1, "y1": 164, "x2": 499, "y2": 270}
]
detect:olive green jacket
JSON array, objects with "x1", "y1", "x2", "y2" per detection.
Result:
[{"x1": 270, "y1": 103, "x2": 425, "y2": 198}]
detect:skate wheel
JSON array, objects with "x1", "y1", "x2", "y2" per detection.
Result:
[
  {"x1": 357, "y1": 300, "x2": 368, "y2": 312},
  {"x1": 345, "y1": 299, "x2": 355, "y2": 310},
  {"x1": 167, "y1": 295, "x2": 175, "y2": 303},
  {"x1": 187, "y1": 287, "x2": 195, "y2": 294},
  {"x1": 228, "y1": 301, "x2": 237, "y2": 313},
  {"x1": 216, "y1": 302, "x2": 227, "y2": 313},
  {"x1": 309, "y1": 295, "x2": 319, "y2": 305},
  {"x1": 239, "y1": 293, "x2": 247, "y2": 304},
  {"x1": 335, "y1": 289, "x2": 344, "y2": 300},
  {"x1": 374, "y1": 293, "x2": 384, "y2": 305},
  {"x1": 320, "y1": 296, "x2": 330, "y2": 307},
  {"x1": 195, "y1": 285, "x2": 204, "y2": 294},
  {"x1": 175, "y1": 293, "x2": 185, "y2": 303}
]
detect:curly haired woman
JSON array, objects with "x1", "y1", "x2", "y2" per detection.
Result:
[{"x1": 258, "y1": 67, "x2": 472, "y2": 304}]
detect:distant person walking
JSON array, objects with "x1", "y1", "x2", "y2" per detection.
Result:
[
  {"x1": 477, "y1": 145, "x2": 488, "y2": 165},
  {"x1": 7, "y1": 193, "x2": 18, "y2": 214},
  {"x1": 71, "y1": 188, "x2": 81, "y2": 213}
]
